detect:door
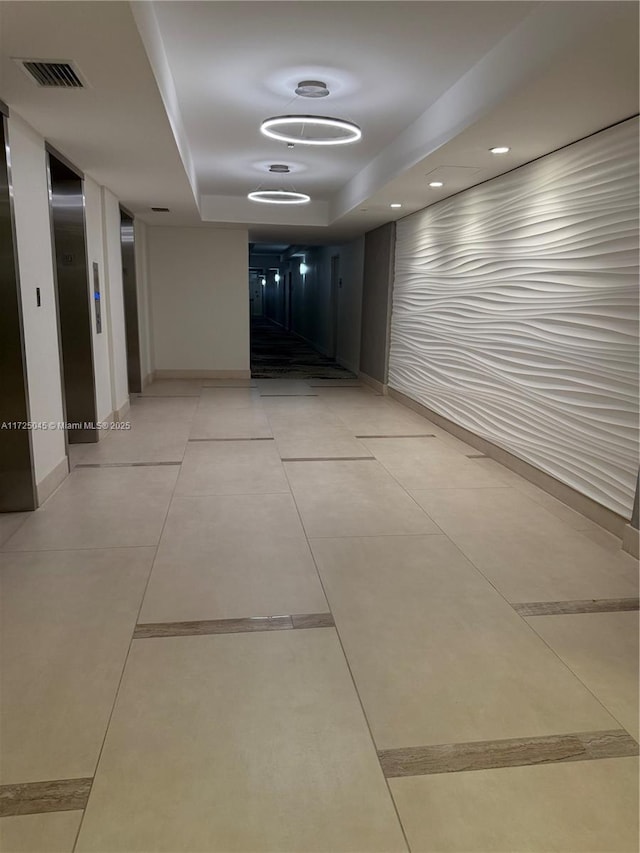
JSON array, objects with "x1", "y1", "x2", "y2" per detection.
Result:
[
  {"x1": 0, "y1": 109, "x2": 36, "y2": 510},
  {"x1": 329, "y1": 254, "x2": 340, "y2": 359},
  {"x1": 48, "y1": 150, "x2": 98, "y2": 444}
]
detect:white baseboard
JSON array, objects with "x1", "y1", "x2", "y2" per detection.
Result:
[
  {"x1": 154, "y1": 369, "x2": 251, "y2": 380},
  {"x1": 115, "y1": 399, "x2": 130, "y2": 422},
  {"x1": 358, "y1": 371, "x2": 387, "y2": 395},
  {"x1": 36, "y1": 456, "x2": 69, "y2": 505},
  {"x1": 622, "y1": 524, "x2": 639, "y2": 559}
]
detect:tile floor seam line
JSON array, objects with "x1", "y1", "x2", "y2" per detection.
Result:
[
  {"x1": 279, "y1": 459, "x2": 413, "y2": 853},
  {"x1": 0, "y1": 512, "x2": 30, "y2": 548},
  {"x1": 415, "y1": 512, "x2": 638, "y2": 736},
  {"x1": 365, "y1": 452, "x2": 450, "y2": 536},
  {"x1": 372, "y1": 461, "x2": 640, "y2": 740},
  {"x1": 69, "y1": 442, "x2": 185, "y2": 853},
  {"x1": 518, "y1": 615, "x2": 637, "y2": 737}
]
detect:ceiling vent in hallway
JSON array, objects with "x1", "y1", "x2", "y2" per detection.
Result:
[
  {"x1": 269, "y1": 164, "x2": 290, "y2": 173},
  {"x1": 16, "y1": 59, "x2": 85, "y2": 88}
]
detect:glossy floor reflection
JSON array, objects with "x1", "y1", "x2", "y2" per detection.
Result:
[{"x1": 1, "y1": 377, "x2": 637, "y2": 852}]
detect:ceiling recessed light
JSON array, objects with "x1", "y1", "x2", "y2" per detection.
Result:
[
  {"x1": 428, "y1": 181, "x2": 444, "y2": 188},
  {"x1": 268, "y1": 164, "x2": 290, "y2": 173},
  {"x1": 151, "y1": 206, "x2": 170, "y2": 212},
  {"x1": 390, "y1": 203, "x2": 402, "y2": 208},
  {"x1": 248, "y1": 190, "x2": 311, "y2": 205},
  {"x1": 489, "y1": 146, "x2": 510, "y2": 154},
  {"x1": 260, "y1": 115, "x2": 361, "y2": 146},
  {"x1": 295, "y1": 80, "x2": 330, "y2": 98}
]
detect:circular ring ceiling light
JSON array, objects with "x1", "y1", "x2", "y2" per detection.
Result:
[
  {"x1": 247, "y1": 189, "x2": 310, "y2": 205},
  {"x1": 260, "y1": 115, "x2": 362, "y2": 146}
]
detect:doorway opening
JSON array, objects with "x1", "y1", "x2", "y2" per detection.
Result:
[
  {"x1": 47, "y1": 150, "x2": 98, "y2": 444},
  {"x1": 248, "y1": 243, "x2": 354, "y2": 380}
]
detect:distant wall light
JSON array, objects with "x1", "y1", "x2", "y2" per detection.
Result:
[
  {"x1": 261, "y1": 277, "x2": 266, "y2": 286},
  {"x1": 489, "y1": 146, "x2": 510, "y2": 154},
  {"x1": 299, "y1": 262, "x2": 308, "y2": 276},
  {"x1": 274, "y1": 272, "x2": 281, "y2": 283}
]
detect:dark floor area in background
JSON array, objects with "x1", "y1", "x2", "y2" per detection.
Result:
[{"x1": 250, "y1": 317, "x2": 356, "y2": 379}]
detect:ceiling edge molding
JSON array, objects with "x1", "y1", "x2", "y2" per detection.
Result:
[
  {"x1": 200, "y1": 193, "x2": 329, "y2": 227},
  {"x1": 329, "y1": 1, "x2": 617, "y2": 223},
  {"x1": 130, "y1": 0, "x2": 200, "y2": 209}
]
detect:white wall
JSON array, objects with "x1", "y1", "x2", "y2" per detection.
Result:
[
  {"x1": 7, "y1": 113, "x2": 66, "y2": 487},
  {"x1": 7, "y1": 109, "x2": 136, "y2": 503},
  {"x1": 147, "y1": 226, "x2": 249, "y2": 374},
  {"x1": 389, "y1": 117, "x2": 639, "y2": 518},
  {"x1": 83, "y1": 176, "x2": 115, "y2": 422},
  {"x1": 101, "y1": 188, "x2": 129, "y2": 414}
]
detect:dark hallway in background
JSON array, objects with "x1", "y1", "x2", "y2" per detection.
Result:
[
  {"x1": 120, "y1": 209, "x2": 142, "y2": 394},
  {"x1": 250, "y1": 317, "x2": 355, "y2": 379},
  {"x1": 48, "y1": 150, "x2": 98, "y2": 444}
]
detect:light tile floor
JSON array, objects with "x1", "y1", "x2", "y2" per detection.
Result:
[{"x1": 1, "y1": 378, "x2": 638, "y2": 852}]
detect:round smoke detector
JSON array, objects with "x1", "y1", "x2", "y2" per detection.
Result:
[
  {"x1": 268, "y1": 164, "x2": 290, "y2": 173},
  {"x1": 295, "y1": 80, "x2": 330, "y2": 98}
]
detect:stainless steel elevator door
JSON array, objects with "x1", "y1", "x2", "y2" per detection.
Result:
[
  {"x1": 0, "y1": 114, "x2": 37, "y2": 510},
  {"x1": 48, "y1": 153, "x2": 98, "y2": 443}
]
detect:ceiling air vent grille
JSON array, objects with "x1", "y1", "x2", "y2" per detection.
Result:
[{"x1": 19, "y1": 60, "x2": 84, "y2": 88}]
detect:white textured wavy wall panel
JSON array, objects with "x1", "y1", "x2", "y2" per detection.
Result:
[{"x1": 389, "y1": 118, "x2": 639, "y2": 518}]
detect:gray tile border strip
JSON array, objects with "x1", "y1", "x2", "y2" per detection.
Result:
[
  {"x1": 188, "y1": 437, "x2": 274, "y2": 442},
  {"x1": 514, "y1": 598, "x2": 640, "y2": 616},
  {"x1": 291, "y1": 613, "x2": 336, "y2": 629},
  {"x1": 355, "y1": 434, "x2": 437, "y2": 439},
  {"x1": 466, "y1": 453, "x2": 489, "y2": 458},
  {"x1": 378, "y1": 730, "x2": 639, "y2": 778},
  {"x1": 137, "y1": 394, "x2": 200, "y2": 398},
  {"x1": 281, "y1": 456, "x2": 376, "y2": 462},
  {"x1": 134, "y1": 612, "x2": 335, "y2": 639},
  {"x1": 0, "y1": 778, "x2": 92, "y2": 817},
  {"x1": 259, "y1": 393, "x2": 318, "y2": 397},
  {"x1": 75, "y1": 462, "x2": 182, "y2": 468}
]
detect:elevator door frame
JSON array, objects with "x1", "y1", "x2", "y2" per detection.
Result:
[
  {"x1": 46, "y1": 145, "x2": 98, "y2": 445},
  {"x1": 0, "y1": 104, "x2": 37, "y2": 511},
  {"x1": 120, "y1": 207, "x2": 142, "y2": 393}
]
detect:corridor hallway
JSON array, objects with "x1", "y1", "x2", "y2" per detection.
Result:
[
  {"x1": 0, "y1": 378, "x2": 638, "y2": 852},
  {"x1": 250, "y1": 317, "x2": 355, "y2": 380}
]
